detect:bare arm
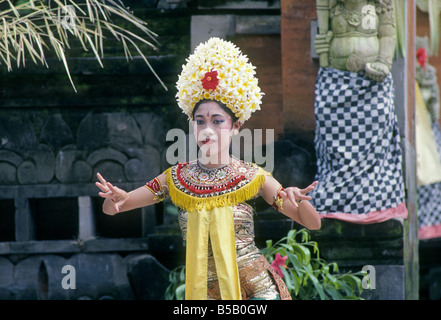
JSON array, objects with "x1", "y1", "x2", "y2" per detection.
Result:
[
  {"x1": 95, "y1": 172, "x2": 167, "y2": 215},
  {"x1": 259, "y1": 175, "x2": 321, "y2": 230}
]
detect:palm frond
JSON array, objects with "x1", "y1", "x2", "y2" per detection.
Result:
[{"x1": 0, "y1": 0, "x2": 167, "y2": 91}]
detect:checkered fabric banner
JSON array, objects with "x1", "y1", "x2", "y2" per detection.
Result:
[
  {"x1": 417, "y1": 182, "x2": 441, "y2": 228},
  {"x1": 433, "y1": 120, "x2": 441, "y2": 160},
  {"x1": 310, "y1": 68, "x2": 405, "y2": 215},
  {"x1": 417, "y1": 121, "x2": 441, "y2": 230}
]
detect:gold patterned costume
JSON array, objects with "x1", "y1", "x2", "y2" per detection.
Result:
[{"x1": 164, "y1": 159, "x2": 291, "y2": 300}]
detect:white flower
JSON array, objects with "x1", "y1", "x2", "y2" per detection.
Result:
[{"x1": 176, "y1": 37, "x2": 263, "y2": 123}]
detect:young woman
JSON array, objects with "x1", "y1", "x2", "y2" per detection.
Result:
[{"x1": 96, "y1": 37, "x2": 321, "y2": 300}]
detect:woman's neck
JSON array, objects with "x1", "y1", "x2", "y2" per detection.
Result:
[{"x1": 198, "y1": 154, "x2": 234, "y2": 169}]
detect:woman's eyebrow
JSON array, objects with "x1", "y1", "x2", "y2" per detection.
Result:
[{"x1": 194, "y1": 113, "x2": 225, "y2": 118}]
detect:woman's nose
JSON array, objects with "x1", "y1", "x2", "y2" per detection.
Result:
[{"x1": 199, "y1": 125, "x2": 216, "y2": 137}]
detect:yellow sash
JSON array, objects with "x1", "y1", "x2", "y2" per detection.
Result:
[{"x1": 165, "y1": 165, "x2": 267, "y2": 300}]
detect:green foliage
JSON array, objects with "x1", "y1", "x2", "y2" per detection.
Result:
[
  {"x1": 165, "y1": 228, "x2": 366, "y2": 300},
  {"x1": 261, "y1": 228, "x2": 365, "y2": 300},
  {"x1": 164, "y1": 265, "x2": 186, "y2": 300}
]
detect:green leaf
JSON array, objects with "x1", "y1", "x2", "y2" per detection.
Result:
[
  {"x1": 266, "y1": 239, "x2": 273, "y2": 249},
  {"x1": 289, "y1": 269, "x2": 301, "y2": 296},
  {"x1": 302, "y1": 264, "x2": 326, "y2": 300},
  {"x1": 292, "y1": 244, "x2": 311, "y2": 265},
  {"x1": 338, "y1": 280, "x2": 353, "y2": 296},
  {"x1": 175, "y1": 284, "x2": 186, "y2": 300},
  {"x1": 325, "y1": 272, "x2": 339, "y2": 288},
  {"x1": 280, "y1": 267, "x2": 294, "y2": 290},
  {"x1": 324, "y1": 286, "x2": 343, "y2": 300},
  {"x1": 286, "y1": 251, "x2": 303, "y2": 271},
  {"x1": 342, "y1": 295, "x2": 364, "y2": 300},
  {"x1": 280, "y1": 243, "x2": 295, "y2": 253},
  {"x1": 328, "y1": 261, "x2": 339, "y2": 273},
  {"x1": 300, "y1": 229, "x2": 309, "y2": 243},
  {"x1": 287, "y1": 229, "x2": 296, "y2": 241},
  {"x1": 179, "y1": 267, "x2": 186, "y2": 282}
]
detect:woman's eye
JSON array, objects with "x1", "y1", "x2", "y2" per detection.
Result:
[
  {"x1": 196, "y1": 120, "x2": 204, "y2": 125},
  {"x1": 213, "y1": 119, "x2": 224, "y2": 125}
]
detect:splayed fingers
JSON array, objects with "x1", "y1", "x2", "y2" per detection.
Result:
[
  {"x1": 280, "y1": 181, "x2": 318, "y2": 207},
  {"x1": 95, "y1": 173, "x2": 128, "y2": 213},
  {"x1": 96, "y1": 173, "x2": 113, "y2": 198}
]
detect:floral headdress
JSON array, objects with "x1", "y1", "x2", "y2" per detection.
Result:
[{"x1": 176, "y1": 37, "x2": 264, "y2": 124}]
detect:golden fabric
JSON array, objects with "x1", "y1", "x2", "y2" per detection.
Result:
[
  {"x1": 185, "y1": 205, "x2": 241, "y2": 299},
  {"x1": 179, "y1": 202, "x2": 291, "y2": 300}
]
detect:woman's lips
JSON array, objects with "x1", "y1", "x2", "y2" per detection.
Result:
[{"x1": 202, "y1": 137, "x2": 211, "y2": 144}]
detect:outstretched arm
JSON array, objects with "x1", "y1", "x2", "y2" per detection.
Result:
[
  {"x1": 96, "y1": 172, "x2": 167, "y2": 215},
  {"x1": 260, "y1": 175, "x2": 321, "y2": 230}
]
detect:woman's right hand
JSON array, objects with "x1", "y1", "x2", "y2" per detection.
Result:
[{"x1": 95, "y1": 172, "x2": 129, "y2": 215}]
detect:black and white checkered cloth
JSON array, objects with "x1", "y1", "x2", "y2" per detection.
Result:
[
  {"x1": 433, "y1": 120, "x2": 441, "y2": 161},
  {"x1": 417, "y1": 121, "x2": 441, "y2": 230},
  {"x1": 310, "y1": 68, "x2": 406, "y2": 215}
]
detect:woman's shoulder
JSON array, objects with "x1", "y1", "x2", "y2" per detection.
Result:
[
  {"x1": 166, "y1": 159, "x2": 266, "y2": 192},
  {"x1": 165, "y1": 159, "x2": 269, "y2": 211},
  {"x1": 167, "y1": 158, "x2": 264, "y2": 173}
]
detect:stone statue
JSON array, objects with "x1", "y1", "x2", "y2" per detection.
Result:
[
  {"x1": 310, "y1": 0, "x2": 407, "y2": 223},
  {"x1": 315, "y1": 0, "x2": 396, "y2": 82},
  {"x1": 416, "y1": 47, "x2": 440, "y2": 124}
]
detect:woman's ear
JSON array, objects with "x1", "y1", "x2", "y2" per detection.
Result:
[{"x1": 232, "y1": 121, "x2": 241, "y2": 135}]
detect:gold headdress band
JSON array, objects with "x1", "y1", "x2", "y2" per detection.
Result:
[{"x1": 176, "y1": 37, "x2": 264, "y2": 124}]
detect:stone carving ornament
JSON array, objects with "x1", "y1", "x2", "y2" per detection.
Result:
[{"x1": 315, "y1": 0, "x2": 396, "y2": 82}]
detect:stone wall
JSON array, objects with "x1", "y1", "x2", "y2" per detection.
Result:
[
  {"x1": 0, "y1": 109, "x2": 167, "y2": 186},
  {"x1": 0, "y1": 1, "x2": 189, "y2": 300},
  {"x1": 0, "y1": 253, "x2": 169, "y2": 300}
]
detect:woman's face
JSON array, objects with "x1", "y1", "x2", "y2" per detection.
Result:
[{"x1": 193, "y1": 100, "x2": 240, "y2": 165}]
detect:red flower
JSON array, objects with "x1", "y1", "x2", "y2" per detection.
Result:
[
  {"x1": 417, "y1": 47, "x2": 428, "y2": 70},
  {"x1": 201, "y1": 70, "x2": 219, "y2": 90},
  {"x1": 271, "y1": 253, "x2": 288, "y2": 278}
]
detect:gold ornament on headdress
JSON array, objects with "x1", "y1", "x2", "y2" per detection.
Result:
[{"x1": 176, "y1": 37, "x2": 264, "y2": 124}]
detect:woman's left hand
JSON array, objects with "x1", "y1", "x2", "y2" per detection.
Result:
[{"x1": 279, "y1": 181, "x2": 318, "y2": 207}]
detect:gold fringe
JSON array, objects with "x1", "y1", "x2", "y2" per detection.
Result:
[{"x1": 165, "y1": 166, "x2": 269, "y2": 212}]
